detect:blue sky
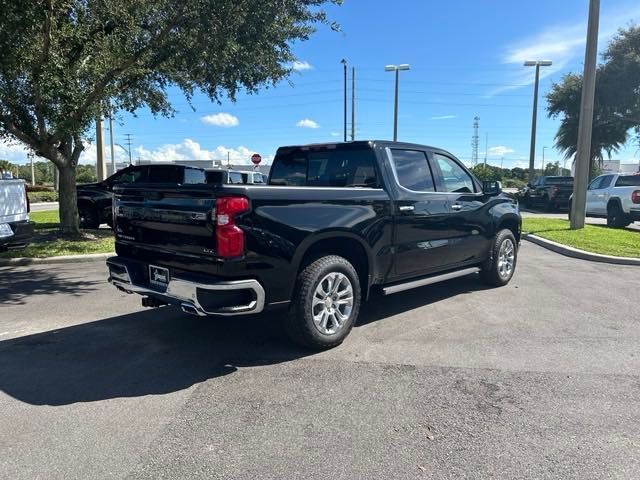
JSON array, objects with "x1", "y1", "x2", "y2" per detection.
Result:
[{"x1": 3, "y1": 0, "x2": 640, "y2": 169}]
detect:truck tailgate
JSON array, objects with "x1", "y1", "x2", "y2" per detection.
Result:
[
  {"x1": 0, "y1": 180, "x2": 28, "y2": 223},
  {"x1": 113, "y1": 185, "x2": 218, "y2": 258}
]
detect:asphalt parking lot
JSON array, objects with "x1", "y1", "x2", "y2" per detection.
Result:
[{"x1": 1, "y1": 242, "x2": 639, "y2": 479}]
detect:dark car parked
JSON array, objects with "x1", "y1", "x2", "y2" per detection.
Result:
[
  {"x1": 521, "y1": 176, "x2": 574, "y2": 211},
  {"x1": 107, "y1": 141, "x2": 521, "y2": 349},
  {"x1": 77, "y1": 164, "x2": 206, "y2": 228}
]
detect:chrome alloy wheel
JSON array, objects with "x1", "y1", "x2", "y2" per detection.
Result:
[
  {"x1": 311, "y1": 272, "x2": 354, "y2": 335},
  {"x1": 498, "y1": 238, "x2": 515, "y2": 278}
]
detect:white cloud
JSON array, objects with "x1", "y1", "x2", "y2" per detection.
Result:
[
  {"x1": 330, "y1": 132, "x2": 341, "y2": 137},
  {"x1": 0, "y1": 141, "x2": 32, "y2": 163},
  {"x1": 430, "y1": 115, "x2": 456, "y2": 120},
  {"x1": 291, "y1": 60, "x2": 313, "y2": 71},
  {"x1": 489, "y1": 5, "x2": 640, "y2": 96},
  {"x1": 488, "y1": 146, "x2": 515, "y2": 157},
  {"x1": 200, "y1": 113, "x2": 239, "y2": 127},
  {"x1": 133, "y1": 139, "x2": 272, "y2": 165},
  {"x1": 296, "y1": 118, "x2": 319, "y2": 129}
]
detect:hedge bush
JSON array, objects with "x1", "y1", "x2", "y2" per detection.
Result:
[{"x1": 28, "y1": 191, "x2": 58, "y2": 203}]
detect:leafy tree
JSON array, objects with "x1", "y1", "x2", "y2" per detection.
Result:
[
  {"x1": 546, "y1": 25, "x2": 640, "y2": 180},
  {"x1": 543, "y1": 161, "x2": 561, "y2": 176},
  {"x1": 0, "y1": 1, "x2": 339, "y2": 234}
]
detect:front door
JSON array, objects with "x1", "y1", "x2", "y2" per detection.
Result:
[{"x1": 429, "y1": 152, "x2": 491, "y2": 265}]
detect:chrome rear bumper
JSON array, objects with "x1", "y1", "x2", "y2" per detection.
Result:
[{"x1": 107, "y1": 259, "x2": 265, "y2": 316}]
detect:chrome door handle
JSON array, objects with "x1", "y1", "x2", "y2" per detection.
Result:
[
  {"x1": 398, "y1": 205, "x2": 414, "y2": 212},
  {"x1": 451, "y1": 204, "x2": 462, "y2": 210}
]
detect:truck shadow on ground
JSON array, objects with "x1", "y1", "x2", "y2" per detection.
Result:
[
  {"x1": 0, "y1": 266, "x2": 102, "y2": 306},
  {"x1": 0, "y1": 274, "x2": 487, "y2": 406}
]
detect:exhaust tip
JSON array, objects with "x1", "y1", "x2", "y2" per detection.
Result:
[{"x1": 181, "y1": 303, "x2": 201, "y2": 316}]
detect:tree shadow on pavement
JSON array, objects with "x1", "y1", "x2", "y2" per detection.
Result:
[
  {"x1": 0, "y1": 274, "x2": 490, "y2": 406},
  {"x1": 0, "y1": 266, "x2": 102, "y2": 306}
]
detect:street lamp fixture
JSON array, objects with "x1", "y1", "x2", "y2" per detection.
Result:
[
  {"x1": 384, "y1": 64, "x2": 410, "y2": 141},
  {"x1": 525, "y1": 60, "x2": 553, "y2": 181}
]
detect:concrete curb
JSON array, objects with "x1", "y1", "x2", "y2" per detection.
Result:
[
  {"x1": 0, "y1": 252, "x2": 114, "y2": 267},
  {"x1": 522, "y1": 234, "x2": 640, "y2": 266}
]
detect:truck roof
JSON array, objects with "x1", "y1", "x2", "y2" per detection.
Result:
[{"x1": 275, "y1": 140, "x2": 452, "y2": 155}]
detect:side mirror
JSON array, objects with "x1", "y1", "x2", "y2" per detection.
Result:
[{"x1": 482, "y1": 180, "x2": 502, "y2": 196}]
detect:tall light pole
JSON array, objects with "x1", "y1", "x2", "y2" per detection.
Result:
[
  {"x1": 570, "y1": 0, "x2": 600, "y2": 229},
  {"x1": 384, "y1": 64, "x2": 410, "y2": 141},
  {"x1": 340, "y1": 59, "x2": 347, "y2": 142},
  {"x1": 525, "y1": 60, "x2": 552, "y2": 181}
]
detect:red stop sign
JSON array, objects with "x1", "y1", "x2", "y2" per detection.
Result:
[{"x1": 251, "y1": 153, "x2": 262, "y2": 165}]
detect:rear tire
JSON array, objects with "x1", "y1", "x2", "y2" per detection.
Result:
[
  {"x1": 607, "y1": 203, "x2": 630, "y2": 228},
  {"x1": 79, "y1": 204, "x2": 100, "y2": 229},
  {"x1": 285, "y1": 255, "x2": 361, "y2": 349},
  {"x1": 480, "y1": 229, "x2": 518, "y2": 287}
]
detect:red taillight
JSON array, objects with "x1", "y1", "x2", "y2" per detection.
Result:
[
  {"x1": 215, "y1": 196, "x2": 249, "y2": 258},
  {"x1": 632, "y1": 190, "x2": 640, "y2": 204}
]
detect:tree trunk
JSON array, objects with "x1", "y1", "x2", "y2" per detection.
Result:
[{"x1": 57, "y1": 163, "x2": 80, "y2": 235}]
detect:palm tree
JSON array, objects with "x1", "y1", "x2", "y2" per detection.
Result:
[{"x1": 547, "y1": 73, "x2": 630, "y2": 178}]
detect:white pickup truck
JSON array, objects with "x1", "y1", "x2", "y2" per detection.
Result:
[
  {"x1": 0, "y1": 179, "x2": 34, "y2": 251},
  {"x1": 573, "y1": 173, "x2": 640, "y2": 227}
]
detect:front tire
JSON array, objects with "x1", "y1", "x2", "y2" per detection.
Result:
[
  {"x1": 480, "y1": 229, "x2": 518, "y2": 287},
  {"x1": 285, "y1": 255, "x2": 361, "y2": 349}
]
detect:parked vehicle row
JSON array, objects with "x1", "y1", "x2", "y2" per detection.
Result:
[
  {"x1": 570, "y1": 173, "x2": 640, "y2": 227},
  {"x1": 106, "y1": 140, "x2": 521, "y2": 349},
  {"x1": 0, "y1": 178, "x2": 33, "y2": 251},
  {"x1": 76, "y1": 164, "x2": 267, "y2": 229},
  {"x1": 519, "y1": 176, "x2": 574, "y2": 211}
]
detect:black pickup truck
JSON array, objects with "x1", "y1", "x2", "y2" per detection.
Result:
[
  {"x1": 107, "y1": 141, "x2": 521, "y2": 349},
  {"x1": 521, "y1": 176, "x2": 574, "y2": 211},
  {"x1": 77, "y1": 164, "x2": 207, "y2": 229}
]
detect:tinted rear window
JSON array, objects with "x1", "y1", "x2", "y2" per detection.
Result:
[
  {"x1": 615, "y1": 175, "x2": 640, "y2": 187},
  {"x1": 183, "y1": 168, "x2": 206, "y2": 184},
  {"x1": 270, "y1": 148, "x2": 378, "y2": 187},
  {"x1": 206, "y1": 171, "x2": 227, "y2": 184},
  {"x1": 545, "y1": 177, "x2": 574, "y2": 185},
  {"x1": 147, "y1": 166, "x2": 183, "y2": 183}
]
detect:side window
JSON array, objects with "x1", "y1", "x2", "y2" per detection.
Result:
[
  {"x1": 599, "y1": 175, "x2": 613, "y2": 189},
  {"x1": 253, "y1": 173, "x2": 264, "y2": 184},
  {"x1": 433, "y1": 153, "x2": 476, "y2": 193},
  {"x1": 112, "y1": 167, "x2": 146, "y2": 184},
  {"x1": 390, "y1": 149, "x2": 435, "y2": 192},
  {"x1": 183, "y1": 168, "x2": 206, "y2": 184},
  {"x1": 148, "y1": 166, "x2": 182, "y2": 183},
  {"x1": 588, "y1": 177, "x2": 603, "y2": 190},
  {"x1": 228, "y1": 172, "x2": 244, "y2": 184}
]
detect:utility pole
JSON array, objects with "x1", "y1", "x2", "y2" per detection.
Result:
[
  {"x1": 108, "y1": 100, "x2": 116, "y2": 176},
  {"x1": 351, "y1": 66, "x2": 356, "y2": 142},
  {"x1": 570, "y1": 0, "x2": 600, "y2": 229},
  {"x1": 96, "y1": 116, "x2": 106, "y2": 181},
  {"x1": 341, "y1": 59, "x2": 347, "y2": 142},
  {"x1": 472, "y1": 116, "x2": 479, "y2": 165},
  {"x1": 28, "y1": 152, "x2": 35, "y2": 186},
  {"x1": 384, "y1": 64, "x2": 410, "y2": 142},
  {"x1": 524, "y1": 60, "x2": 553, "y2": 182},
  {"x1": 124, "y1": 133, "x2": 133, "y2": 166}
]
